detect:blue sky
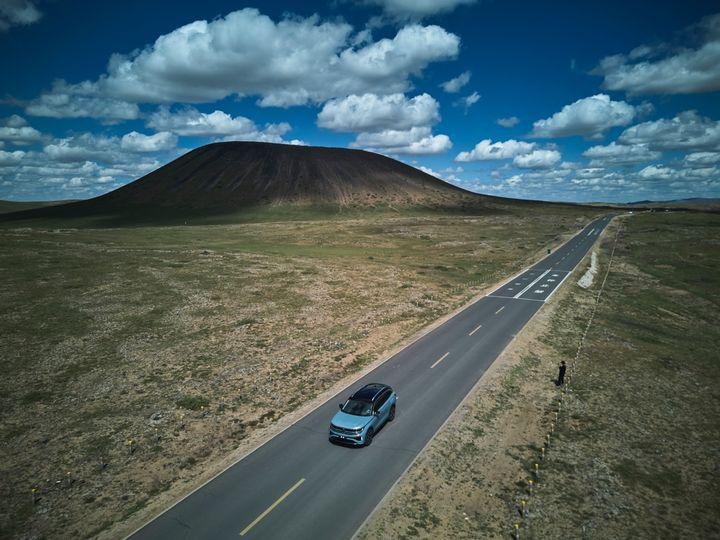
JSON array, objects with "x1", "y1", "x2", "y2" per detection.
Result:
[{"x1": 1, "y1": 0, "x2": 718, "y2": 203}]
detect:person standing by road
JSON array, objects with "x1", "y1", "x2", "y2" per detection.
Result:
[{"x1": 557, "y1": 360, "x2": 566, "y2": 386}]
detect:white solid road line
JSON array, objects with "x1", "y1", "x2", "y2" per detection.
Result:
[
  {"x1": 468, "y1": 324, "x2": 483, "y2": 336},
  {"x1": 513, "y1": 269, "x2": 550, "y2": 299},
  {"x1": 430, "y1": 352, "x2": 450, "y2": 369}
]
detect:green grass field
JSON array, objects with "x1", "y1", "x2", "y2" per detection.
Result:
[{"x1": 530, "y1": 212, "x2": 720, "y2": 538}]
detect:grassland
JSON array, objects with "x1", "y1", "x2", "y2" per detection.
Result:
[
  {"x1": 358, "y1": 211, "x2": 720, "y2": 539},
  {"x1": 0, "y1": 204, "x2": 596, "y2": 538},
  {"x1": 530, "y1": 212, "x2": 720, "y2": 538}
]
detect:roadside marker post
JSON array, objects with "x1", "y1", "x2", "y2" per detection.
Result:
[
  {"x1": 526, "y1": 222, "x2": 627, "y2": 539},
  {"x1": 514, "y1": 522, "x2": 520, "y2": 539}
]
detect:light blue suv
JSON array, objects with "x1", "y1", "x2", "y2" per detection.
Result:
[{"x1": 329, "y1": 383, "x2": 397, "y2": 446}]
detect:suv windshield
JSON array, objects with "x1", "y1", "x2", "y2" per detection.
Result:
[{"x1": 341, "y1": 399, "x2": 373, "y2": 416}]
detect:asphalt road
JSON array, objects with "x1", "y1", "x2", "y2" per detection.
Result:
[{"x1": 130, "y1": 214, "x2": 613, "y2": 540}]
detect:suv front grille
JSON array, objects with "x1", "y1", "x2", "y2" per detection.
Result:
[{"x1": 330, "y1": 424, "x2": 361, "y2": 436}]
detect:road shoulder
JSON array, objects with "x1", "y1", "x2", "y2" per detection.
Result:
[{"x1": 355, "y1": 220, "x2": 611, "y2": 538}]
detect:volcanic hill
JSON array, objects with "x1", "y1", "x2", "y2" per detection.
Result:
[
  {"x1": 3, "y1": 142, "x2": 575, "y2": 224},
  {"x1": 100, "y1": 141, "x2": 478, "y2": 208},
  {"x1": 29, "y1": 142, "x2": 481, "y2": 214}
]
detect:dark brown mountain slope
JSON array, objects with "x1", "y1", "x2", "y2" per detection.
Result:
[
  {"x1": 93, "y1": 141, "x2": 474, "y2": 208},
  {"x1": 1, "y1": 142, "x2": 586, "y2": 223}
]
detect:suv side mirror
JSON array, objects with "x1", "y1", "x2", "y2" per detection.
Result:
[{"x1": 339, "y1": 403, "x2": 343, "y2": 410}]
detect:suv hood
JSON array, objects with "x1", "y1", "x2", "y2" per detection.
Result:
[{"x1": 331, "y1": 410, "x2": 372, "y2": 430}]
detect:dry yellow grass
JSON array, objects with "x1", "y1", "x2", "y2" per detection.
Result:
[{"x1": 0, "y1": 208, "x2": 595, "y2": 538}]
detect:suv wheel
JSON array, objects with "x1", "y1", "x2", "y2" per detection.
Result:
[
  {"x1": 388, "y1": 404, "x2": 396, "y2": 421},
  {"x1": 365, "y1": 428, "x2": 374, "y2": 446}
]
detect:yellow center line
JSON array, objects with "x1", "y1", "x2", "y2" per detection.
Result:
[
  {"x1": 468, "y1": 324, "x2": 483, "y2": 336},
  {"x1": 239, "y1": 478, "x2": 305, "y2": 536},
  {"x1": 495, "y1": 306, "x2": 505, "y2": 315},
  {"x1": 430, "y1": 352, "x2": 449, "y2": 369}
]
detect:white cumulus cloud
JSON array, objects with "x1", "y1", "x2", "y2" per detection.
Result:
[
  {"x1": 26, "y1": 81, "x2": 140, "y2": 121},
  {"x1": 0, "y1": 0, "x2": 41, "y2": 32},
  {"x1": 0, "y1": 149, "x2": 25, "y2": 166},
  {"x1": 0, "y1": 115, "x2": 43, "y2": 144},
  {"x1": 120, "y1": 131, "x2": 177, "y2": 153},
  {"x1": 455, "y1": 139, "x2": 536, "y2": 162},
  {"x1": 593, "y1": 14, "x2": 720, "y2": 95},
  {"x1": 441, "y1": 71, "x2": 471, "y2": 93},
  {"x1": 27, "y1": 9, "x2": 460, "y2": 119},
  {"x1": 44, "y1": 134, "x2": 120, "y2": 163},
  {"x1": 530, "y1": 94, "x2": 636, "y2": 139},
  {"x1": 582, "y1": 142, "x2": 660, "y2": 166},
  {"x1": 351, "y1": 126, "x2": 452, "y2": 155},
  {"x1": 5, "y1": 114, "x2": 27, "y2": 128},
  {"x1": 683, "y1": 151, "x2": 720, "y2": 167},
  {"x1": 638, "y1": 165, "x2": 674, "y2": 180},
  {"x1": 317, "y1": 93, "x2": 440, "y2": 132},
  {"x1": 42, "y1": 132, "x2": 182, "y2": 166},
  {"x1": 618, "y1": 110, "x2": 720, "y2": 152},
  {"x1": 497, "y1": 116, "x2": 519, "y2": 128},
  {"x1": 147, "y1": 106, "x2": 293, "y2": 143},
  {"x1": 457, "y1": 91, "x2": 480, "y2": 112},
  {"x1": 512, "y1": 149, "x2": 561, "y2": 169}
]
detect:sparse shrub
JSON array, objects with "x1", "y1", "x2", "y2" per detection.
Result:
[
  {"x1": 21, "y1": 390, "x2": 53, "y2": 404},
  {"x1": 175, "y1": 395, "x2": 210, "y2": 410}
]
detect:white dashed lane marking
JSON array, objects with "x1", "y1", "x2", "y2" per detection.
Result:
[{"x1": 430, "y1": 352, "x2": 450, "y2": 369}]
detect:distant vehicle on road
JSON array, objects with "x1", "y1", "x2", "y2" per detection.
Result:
[{"x1": 329, "y1": 383, "x2": 397, "y2": 446}]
